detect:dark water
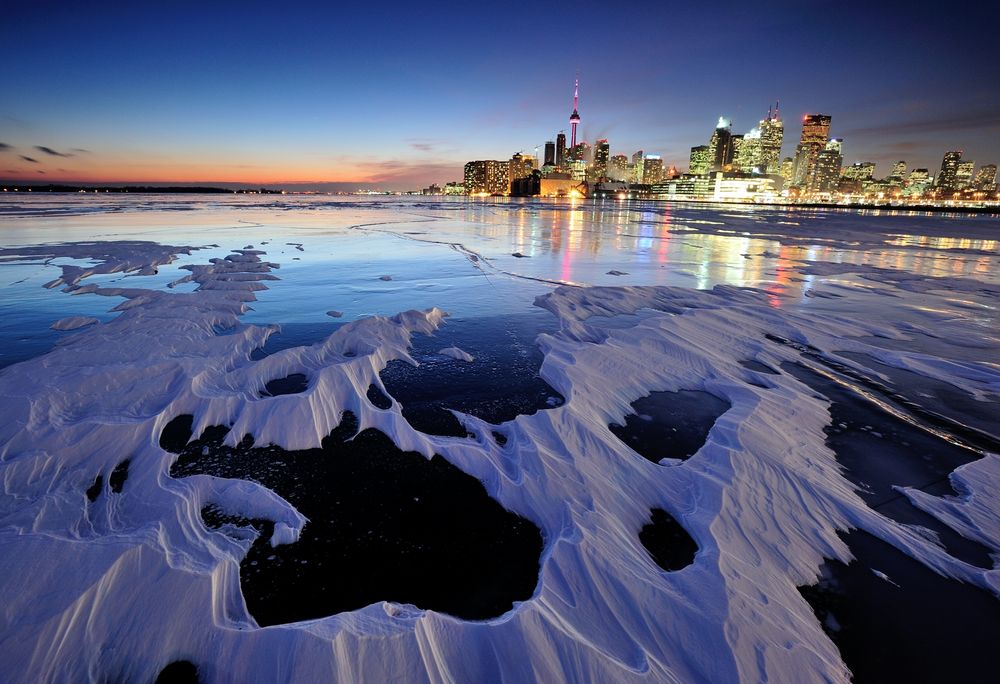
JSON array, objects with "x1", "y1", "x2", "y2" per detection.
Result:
[
  {"x1": 163, "y1": 413, "x2": 543, "y2": 626},
  {"x1": 639, "y1": 508, "x2": 698, "y2": 571},
  {"x1": 609, "y1": 390, "x2": 731, "y2": 463}
]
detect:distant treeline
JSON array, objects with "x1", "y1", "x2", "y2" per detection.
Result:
[{"x1": 1, "y1": 184, "x2": 283, "y2": 194}]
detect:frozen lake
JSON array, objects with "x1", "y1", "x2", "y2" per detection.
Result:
[{"x1": 0, "y1": 195, "x2": 997, "y2": 682}]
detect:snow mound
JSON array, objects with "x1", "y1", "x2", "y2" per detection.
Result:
[
  {"x1": 51, "y1": 316, "x2": 100, "y2": 331},
  {"x1": 438, "y1": 346, "x2": 474, "y2": 362}
]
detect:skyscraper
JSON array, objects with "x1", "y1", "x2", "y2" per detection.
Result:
[
  {"x1": 736, "y1": 128, "x2": 763, "y2": 173},
  {"x1": 708, "y1": 117, "x2": 734, "y2": 171},
  {"x1": 464, "y1": 160, "x2": 509, "y2": 195},
  {"x1": 509, "y1": 152, "x2": 535, "y2": 183},
  {"x1": 592, "y1": 139, "x2": 610, "y2": 179},
  {"x1": 608, "y1": 154, "x2": 629, "y2": 181},
  {"x1": 842, "y1": 162, "x2": 876, "y2": 181},
  {"x1": 936, "y1": 151, "x2": 962, "y2": 191},
  {"x1": 689, "y1": 146, "x2": 711, "y2": 174},
  {"x1": 556, "y1": 133, "x2": 567, "y2": 168},
  {"x1": 759, "y1": 104, "x2": 784, "y2": 174},
  {"x1": 543, "y1": 141, "x2": 556, "y2": 168},
  {"x1": 792, "y1": 114, "x2": 832, "y2": 187},
  {"x1": 890, "y1": 161, "x2": 907, "y2": 179},
  {"x1": 631, "y1": 150, "x2": 645, "y2": 183},
  {"x1": 812, "y1": 139, "x2": 843, "y2": 193},
  {"x1": 569, "y1": 79, "x2": 581, "y2": 149}
]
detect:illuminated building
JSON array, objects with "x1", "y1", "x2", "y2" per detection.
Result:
[
  {"x1": 689, "y1": 145, "x2": 711, "y2": 174},
  {"x1": 842, "y1": 161, "x2": 875, "y2": 181},
  {"x1": 509, "y1": 152, "x2": 536, "y2": 183},
  {"x1": 569, "y1": 160, "x2": 588, "y2": 182},
  {"x1": 759, "y1": 104, "x2": 784, "y2": 174},
  {"x1": 955, "y1": 160, "x2": 975, "y2": 189},
  {"x1": 935, "y1": 150, "x2": 962, "y2": 191},
  {"x1": 735, "y1": 128, "x2": 763, "y2": 173},
  {"x1": 653, "y1": 172, "x2": 775, "y2": 200},
  {"x1": 974, "y1": 164, "x2": 997, "y2": 191},
  {"x1": 568, "y1": 141, "x2": 591, "y2": 164},
  {"x1": 780, "y1": 157, "x2": 794, "y2": 183},
  {"x1": 730, "y1": 135, "x2": 744, "y2": 171},
  {"x1": 569, "y1": 78, "x2": 581, "y2": 149},
  {"x1": 906, "y1": 168, "x2": 931, "y2": 195},
  {"x1": 707, "y1": 117, "x2": 733, "y2": 171},
  {"x1": 791, "y1": 114, "x2": 832, "y2": 187},
  {"x1": 556, "y1": 133, "x2": 567, "y2": 168},
  {"x1": 812, "y1": 139, "x2": 843, "y2": 193},
  {"x1": 631, "y1": 150, "x2": 645, "y2": 183},
  {"x1": 463, "y1": 160, "x2": 509, "y2": 195},
  {"x1": 543, "y1": 141, "x2": 556, "y2": 167},
  {"x1": 443, "y1": 182, "x2": 465, "y2": 195},
  {"x1": 642, "y1": 155, "x2": 664, "y2": 184},
  {"x1": 593, "y1": 139, "x2": 610, "y2": 179},
  {"x1": 890, "y1": 160, "x2": 907, "y2": 179},
  {"x1": 608, "y1": 154, "x2": 629, "y2": 181}
]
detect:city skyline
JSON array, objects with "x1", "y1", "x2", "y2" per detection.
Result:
[{"x1": 2, "y1": 1, "x2": 999, "y2": 190}]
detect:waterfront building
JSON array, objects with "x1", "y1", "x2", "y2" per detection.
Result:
[
  {"x1": 608, "y1": 154, "x2": 629, "y2": 181},
  {"x1": 509, "y1": 153, "x2": 536, "y2": 185},
  {"x1": 906, "y1": 168, "x2": 932, "y2": 195},
  {"x1": 974, "y1": 164, "x2": 997, "y2": 191},
  {"x1": 464, "y1": 160, "x2": 509, "y2": 195},
  {"x1": 842, "y1": 161, "x2": 876, "y2": 181},
  {"x1": 569, "y1": 159, "x2": 587, "y2": 181},
  {"x1": 443, "y1": 182, "x2": 465, "y2": 195},
  {"x1": 543, "y1": 141, "x2": 556, "y2": 167},
  {"x1": 955, "y1": 160, "x2": 975, "y2": 189},
  {"x1": 643, "y1": 154, "x2": 664, "y2": 184},
  {"x1": 791, "y1": 114, "x2": 832, "y2": 187},
  {"x1": 689, "y1": 145, "x2": 711, "y2": 174},
  {"x1": 593, "y1": 139, "x2": 610, "y2": 179},
  {"x1": 812, "y1": 139, "x2": 843, "y2": 193},
  {"x1": 935, "y1": 151, "x2": 962, "y2": 191}
]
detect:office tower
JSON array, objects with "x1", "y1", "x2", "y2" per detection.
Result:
[
  {"x1": 736, "y1": 128, "x2": 763, "y2": 173},
  {"x1": 907, "y1": 168, "x2": 931, "y2": 194},
  {"x1": 974, "y1": 164, "x2": 997, "y2": 190},
  {"x1": 791, "y1": 114, "x2": 832, "y2": 186},
  {"x1": 890, "y1": 160, "x2": 906, "y2": 179},
  {"x1": 708, "y1": 117, "x2": 733, "y2": 171},
  {"x1": 568, "y1": 141, "x2": 591, "y2": 163},
  {"x1": 464, "y1": 160, "x2": 509, "y2": 195},
  {"x1": 689, "y1": 145, "x2": 711, "y2": 174},
  {"x1": 812, "y1": 139, "x2": 843, "y2": 193},
  {"x1": 608, "y1": 154, "x2": 628, "y2": 181},
  {"x1": 842, "y1": 161, "x2": 876, "y2": 181},
  {"x1": 955, "y1": 160, "x2": 975, "y2": 189},
  {"x1": 593, "y1": 139, "x2": 610, "y2": 178},
  {"x1": 509, "y1": 152, "x2": 535, "y2": 183},
  {"x1": 543, "y1": 141, "x2": 556, "y2": 167},
  {"x1": 759, "y1": 103, "x2": 784, "y2": 174},
  {"x1": 935, "y1": 150, "x2": 962, "y2": 191},
  {"x1": 643, "y1": 155, "x2": 664, "y2": 184},
  {"x1": 631, "y1": 150, "x2": 645, "y2": 183},
  {"x1": 556, "y1": 132, "x2": 567, "y2": 168},
  {"x1": 780, "y1": 157, "x2": 794, "y2": 183},
  {"x1": 569, "y1": 79, "x2": 581, "y2": 149}
]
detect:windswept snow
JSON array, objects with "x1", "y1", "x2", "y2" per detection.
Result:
[{"x1": 438, "y1": 346, "x2": 474, "y2": 362}]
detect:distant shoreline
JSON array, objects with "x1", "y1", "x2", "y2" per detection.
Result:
[{"x1": 0, "y1": 184, "x2": 282, "y2": 194}]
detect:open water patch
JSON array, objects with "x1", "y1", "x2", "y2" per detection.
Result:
[
  {"x1": 799, "y1": 530, "x2": 1000, "y2": 683},
  {"x1": 609, "y1": 390, "x2": 731, "y2": 463},
  {"x1": 639, "y1": 508, "x2": 698, "y2": 571},
  {"x1": 259, "y1": 373, "x2": 309, "y2": 397},
  {"x1": 783, "y1": 361, "x2": 994, "y2": 568},
  {"x1": 380, "y1": 314, "x2": 564, "y2": 437},
  {"x1": 162, "y1": 413, "x2": 543, "y2": 625}
]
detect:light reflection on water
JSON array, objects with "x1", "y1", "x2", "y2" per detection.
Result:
[{"x1": 1, "y1": 194, "x2": 997, "y2": 366}]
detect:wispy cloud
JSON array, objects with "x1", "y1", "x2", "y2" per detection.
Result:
[
  {"x1": 35, "y1": 145, "x2": 73, "y2": 157},
  {"x1": 37, "y1": 170, "x2": 45, "y2": 174},
  {"x1": 0, "y1": 142, "x2": 11, "y2": 151},
  {"x1": 70, "y1": 148, "x2": 90, "y2": 154},
  {"x1": 19, "y1": 155, "x2": 38, "y2": 163},
  {"x1": 843, "y1": 108, "x2": 1000, "y2": 137}
]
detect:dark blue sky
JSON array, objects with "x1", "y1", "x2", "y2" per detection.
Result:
[{"x1": 2, "y1": 1, "x2": 998, "y2": 188}]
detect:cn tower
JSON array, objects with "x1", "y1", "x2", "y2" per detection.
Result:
[{"x1": 569, "y1": 78, "x2": 581, "y2": 149}]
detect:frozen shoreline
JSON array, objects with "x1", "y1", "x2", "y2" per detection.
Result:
[{"x1": 0, "y1": 200, "x2": 998, "y2": 682}]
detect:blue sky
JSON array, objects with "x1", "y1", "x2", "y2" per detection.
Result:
[{"x1": 2, "y1": 0, "x2": 998, "y2": 189}]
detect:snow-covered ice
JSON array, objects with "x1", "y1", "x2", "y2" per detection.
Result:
[{"x1": 0, "y1": 195, "x2": 997, "y2": 682}]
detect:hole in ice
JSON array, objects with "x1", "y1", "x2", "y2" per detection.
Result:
[
  {"x1": 159, "y1": 415, "x2": 194, "y2": 453},
  {"x1": 155, "y1": 660, "x2": 200, "y2": 684},
  {"x1": 86, "y1": 475, "x2": 102, "y2": 502},
  {"x1": 109, "y1": 459, "x2": 130, "y2": 493},
  {"x1": 366, "y1": 383, "x2": 393, "y2": 410},
  {"x1": 799, "y1": 530, "x2": 1000, "y2": 684},
  {"x1": 782, "y1": 361, "x2": 994, "y2": 569},
  {"x1": 609, "y1": 390, "x2": 730, "y2": 463},
  {"x1": 737, "y1": 358, "x2": 779, "y2": 374},
  {"x1": 492, "y1": 431, "x2": 508, "y2": 446},
  {"x1": 379, "y1": 315, "x2": 564, "y2": 438},
  {"x1": 639, "y1": 508, "x2": 698, "y2": 571},
  {"x1": 259, "y1": 373, "x2": 309, "y2": 398},
  {"x1": 164, "y1": 412, "x2": 543, "y2": 625}
]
